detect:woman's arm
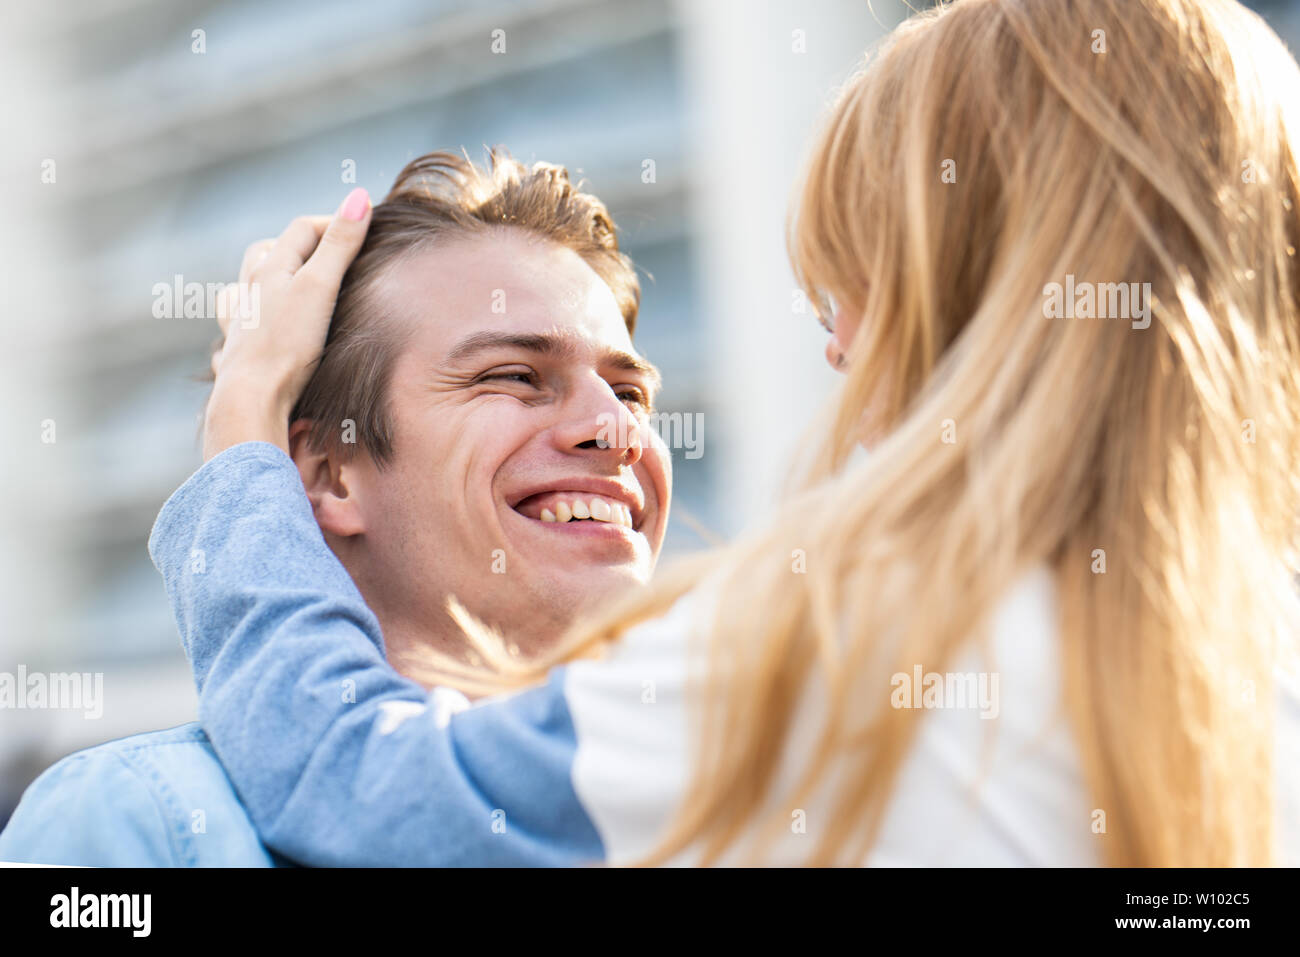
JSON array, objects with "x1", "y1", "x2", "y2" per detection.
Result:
[{"x1": 149, "y1": 441, "x2": 618, "y2": 866}]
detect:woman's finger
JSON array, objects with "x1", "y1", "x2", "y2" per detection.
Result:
[
  {"x1": 214, "y1": 282, "x2": 239, "y2": 336},
  {"x1": 257, "y1": 215, "x2": 333, "y2": 279},
  {"x1": 291, "y1": 188, "x2": 371, "y2": 309},
  {"x1": 239, "y1": 239, "x2": 276, "y2": 287}
]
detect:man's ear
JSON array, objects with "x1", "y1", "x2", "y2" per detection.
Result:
[{"x1": 289, "y1": 420, "x2": 367, "y2": 537}]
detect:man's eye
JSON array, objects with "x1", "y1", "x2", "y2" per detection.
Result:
[
  {"x1": 481, "y1": 371, "x2": 536, "y2": 386},
  {"x1": 617, "y1": 388, "x2": 649, "y2": 409}
]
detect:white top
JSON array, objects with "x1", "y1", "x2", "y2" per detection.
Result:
[{"x1": 566, "y1": 565, "x2": 1300, "y2": 865}]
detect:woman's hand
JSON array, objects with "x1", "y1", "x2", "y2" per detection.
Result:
[{"x1": 204, "y1": 187, "x2": 372, "y2": 461}]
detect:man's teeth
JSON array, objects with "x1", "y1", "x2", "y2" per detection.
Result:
[{"x1": 539, "y1": 497, "x2": 634, "y2": 528}]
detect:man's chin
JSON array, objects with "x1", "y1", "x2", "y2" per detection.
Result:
[
  {"x1": 526, "y1": 563, "x2": 652, "y2": 618},
  {"x1": 451, "y1": 564, "x2": 648, "y2": 658}
]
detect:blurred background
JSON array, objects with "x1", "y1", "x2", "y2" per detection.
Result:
[{"x1": 1, "y1": 0, "x2": 1298, "y2": 828}]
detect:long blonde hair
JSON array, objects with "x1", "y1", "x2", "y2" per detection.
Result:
[{"x1": 418, "y1": 0, "x2": 1300, "y2": 866}]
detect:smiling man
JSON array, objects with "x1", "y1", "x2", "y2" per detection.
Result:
[
  {"x1": 0, "y1": 151, "x2": 671, "y2": 866},
  {"x1": 286, "y1": 157, "x2": 669, "y2": 676}
]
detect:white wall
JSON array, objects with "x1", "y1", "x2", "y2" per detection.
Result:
[{"x1": 674, "y1": 0, "x2": 898, "y2": 534}]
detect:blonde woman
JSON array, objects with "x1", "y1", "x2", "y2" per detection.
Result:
[{"x1": 151, "y1": 0, "x2": 1300, "y2": 866}]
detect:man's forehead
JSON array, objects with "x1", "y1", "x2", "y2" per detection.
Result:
[{"x1": 377, "y1": 232, "x2": 633, "y2": 351}]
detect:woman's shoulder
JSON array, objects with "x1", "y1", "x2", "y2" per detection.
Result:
[
  {"x1": 868, "y1": 564, "x2": 1097, "y2": 865},
  {"x1": 873, "y1": 566, "x2": 1300, "y2": 866}
]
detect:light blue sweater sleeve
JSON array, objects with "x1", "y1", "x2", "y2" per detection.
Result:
[{"x1": 147, "y1": 442, "x2": 605, "y2": 867}]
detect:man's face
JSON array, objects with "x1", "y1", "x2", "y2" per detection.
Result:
[{"x1": 338, "y1": 228, "x2": 670, "y2": 658}]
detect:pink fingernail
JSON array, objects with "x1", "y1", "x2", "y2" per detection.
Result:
[{"x1": 340, "y1": 187, "x2": 370, "y2": 222}]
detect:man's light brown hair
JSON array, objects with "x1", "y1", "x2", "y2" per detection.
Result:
[{"x1": 292, "y1": 149, "x2": 641, "y2": 465}]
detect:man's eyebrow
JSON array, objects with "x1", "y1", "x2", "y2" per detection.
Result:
[
  {"x1": 446, "y1": 331, "x2": 570, "y2": 362},
  {"x1": 446, "y1": 331, "x2": 662, "y2": 392},
  {"x1": 606, "y1": 350, "x2": 663, "y2": 394}
]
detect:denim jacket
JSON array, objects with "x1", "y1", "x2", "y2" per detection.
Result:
[{"x1": 0, "y1": 722, "x2": 284, "y2": 867}]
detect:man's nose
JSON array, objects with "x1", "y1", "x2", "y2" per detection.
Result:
[{"x1": 553, "y1": 378, "x2": 644, "y2": 467}]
